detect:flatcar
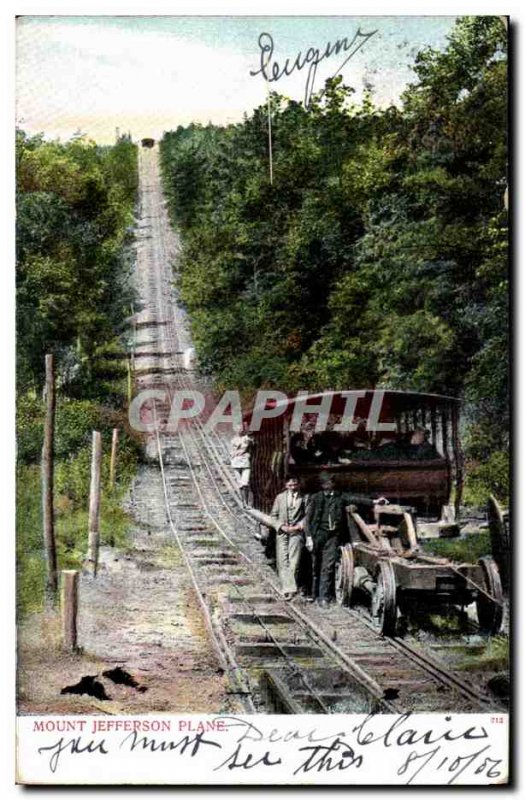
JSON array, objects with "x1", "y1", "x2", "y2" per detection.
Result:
[
  {"x1": 247, "y1": 390, "x2": 462, "y2": 519},
  {"x1": 338, "y1": 500, "x2": 503, "y2": 635}
]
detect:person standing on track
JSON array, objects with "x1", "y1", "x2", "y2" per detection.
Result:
[
  {"x1": 306, "y1": 474, "x2": 390, "y2": 607},
  {"x1": 271, "y1": 477, "x2": 308, "y2": 600},
  {"x1": 230, "y1": 423, "x2": 254, "y2": 507},
  {"x1": 306, "y1": 473, "x2": 350, "y2": 607}
]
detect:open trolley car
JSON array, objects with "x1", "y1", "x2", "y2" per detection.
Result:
[{"x1": 250, "y1": 390, "x2": 463, "y2": 518}]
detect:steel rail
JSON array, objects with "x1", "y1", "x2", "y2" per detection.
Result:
[{"x1": 346, "y1": 608, "x2": 502, "y2": 710}]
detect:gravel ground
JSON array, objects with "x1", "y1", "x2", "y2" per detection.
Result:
[{"x1": 17, "y1": 465, "x2": 243, "y2": 716}]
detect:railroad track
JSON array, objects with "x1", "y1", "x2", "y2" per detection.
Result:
[{"x1": 131, "y1": 147, "x2": 504, "y2": 715}]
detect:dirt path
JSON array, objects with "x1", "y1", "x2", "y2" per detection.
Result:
[{"x1": 17, "y1": 148, "x2": 241, "y2": 716}]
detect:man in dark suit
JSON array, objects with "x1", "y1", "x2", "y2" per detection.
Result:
[
  {"x1": 306, "y1": 474, "x2": 389, "y2": 607},
  {"x1": 306, "y1": 474, "x2": 348, "y2": 607}
]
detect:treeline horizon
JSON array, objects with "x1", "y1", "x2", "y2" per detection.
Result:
[{"x1": 159, "y1": 16, "x2": 508, "y2": 502}]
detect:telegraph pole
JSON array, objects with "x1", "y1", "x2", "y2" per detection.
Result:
[{"x1": 266, "y1": 81, "x2": 273, "y2": 185}]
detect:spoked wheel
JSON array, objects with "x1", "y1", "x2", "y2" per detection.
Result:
[
  {"x1": 487, "y1": 495, "x2": 510, "y2": 592},
  {"x1": 371, "y1": 560, "x2": 397, "y2": 636},
  {"x1": 335, "y1": 545, "x2": 354, "y2": 607},
  {"x1": 476, "y1": 556, "x2": 504, "y2": 634}
]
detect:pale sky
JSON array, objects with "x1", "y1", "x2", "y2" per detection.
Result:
[{"x1": 16, "y1": 15, "x2": 458, "y2": 143}]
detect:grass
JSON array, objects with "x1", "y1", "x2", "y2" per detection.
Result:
[
  {"x1": 157, "y1": 542, "x2": 183, "y2": 568},
  {"x1": 456, "y1": 635, "x2": 509, "y2": 672},
  {"x1": 16, "y1": 389, "x2": 141, "y2": 618},
  {"x1": 16, "y1": 463, "x2": 134, "y2": 617},
  {"x1": 56, "y1": 497, "x2": 132, "y2": 567},
  {"x1": 16, "y1": 466, "x2": 46, "y2": 615},
  {"x1": 421, "y1": 532, "x2": 492, "y2": 563}
]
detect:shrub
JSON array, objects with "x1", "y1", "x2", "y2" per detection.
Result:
[
  {"x1": 16, "y1": 394, "x2": 44, "y2": 463},
  {"x1": 464, "y1": 450, "x2": 509, "y2": 507}
]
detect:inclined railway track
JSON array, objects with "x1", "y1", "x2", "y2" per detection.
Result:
[{"x1": 132, "y1": 147, "x2": 505, "y2": 715}]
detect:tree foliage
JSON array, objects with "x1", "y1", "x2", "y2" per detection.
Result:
[
  {"x1": 160, "y1": 17, "x2": 508, "y2": 496},
  {"x1": 16, "y1": 131, "x2": 138, "y2": 396}
]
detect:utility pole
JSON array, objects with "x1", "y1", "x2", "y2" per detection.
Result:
[
  {"x1": 42, "y1": 354, "x2": 58, "y2": 599},
  {"x1": 266, "y1": 81, "x2": 273, "y2": 185}
]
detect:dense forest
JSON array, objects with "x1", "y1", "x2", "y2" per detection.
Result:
[
  {"x1": 16, "y1": 132, "x2": 140, "y2": 612},
  {"x1": 17, "y1": 131, "x2": 137, "y2": 397},
  {"x1": 159, "y1": 17, "x2": 509, "y2": 502}
]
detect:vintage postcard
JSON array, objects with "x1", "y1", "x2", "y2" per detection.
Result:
[{"x1": 14, "y1": 11, "x2": 510, "y2": 785}]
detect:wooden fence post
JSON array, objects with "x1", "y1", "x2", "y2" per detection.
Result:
[
  {"x1": 85, "y1": 431, "x2": 102, "y2": 575},
  {"x1": 61, "y1": 570, "x2": 79, "y2": 651},
  {"x1": 127, "y1": 355, "x2": 132, "y2": 406},
  {"x1": 109, "y1": 427, "x2": 119, "y2": 490},
  {"x1": 42, "y1": 353, "x2": 58, "y2": 598}
]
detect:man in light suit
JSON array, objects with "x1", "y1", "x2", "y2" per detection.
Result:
[
  {"x1": 271, "y1": 477, "x2": 308, "y2": 600},
  {"x1": 230, "y1": 423, "x2": 254, "y2": 507}
]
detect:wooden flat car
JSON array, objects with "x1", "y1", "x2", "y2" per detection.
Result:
[{"x1": 336, "y1": 501, "x2": 503, "y2": 637}]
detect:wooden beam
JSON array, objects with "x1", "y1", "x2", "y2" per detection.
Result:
[
  {"x1": 260, "y1": 670, "x2": 303, "y2": 714},
  {"x1": 351, "y1": 511, "x2": 380, "y2": 546}
]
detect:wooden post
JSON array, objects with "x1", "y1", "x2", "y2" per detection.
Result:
[
  {"x1": 430, "y1": 407, "x2": 437, "y2": 449},
  {"x1": 61, "y1": 570, "x2": 79, "y2": 651},
  {"x1": 85, "y1": 431, "x2": 102, "y2": 575},
  {"x1": 42, "y1": 353, "x2": 58, "y2": 598},
  {"x1": 127, "y1": 356, "x2": 132, "y2": 406},
  {"x1": 451, "y1": 405, "x2": 463, "y2": 519},
  {"x1": 108, "y1": 427, "x2": 119, "y2": 547},
  {"x1": 109, "y1": 428, "x2": 119, "y2": 490},
  {"x1": 441, "y1": 410, "x2": 449, "y2": 459}
]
